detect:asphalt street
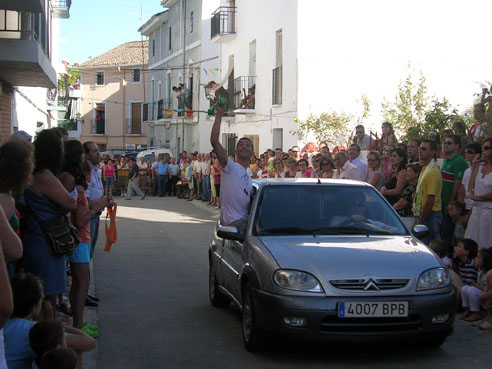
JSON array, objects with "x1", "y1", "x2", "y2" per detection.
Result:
[{"x1": 92, "y1": 197, "x2": 492, "y2": 369}]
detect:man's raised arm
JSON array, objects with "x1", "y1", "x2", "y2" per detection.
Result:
[{"x1": 210, "y1": 104, "x2": 228, "y2": 168}]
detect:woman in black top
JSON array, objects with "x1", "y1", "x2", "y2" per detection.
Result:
[{"x1": 380, "y1": 148, "x2": 407, "y2": 205}]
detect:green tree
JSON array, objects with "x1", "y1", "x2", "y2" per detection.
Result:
[
  {"x1": 57, "y1": 65, "x2": 80, "y2": 91},
  {"x1": 381, "y1": 66, "x2": 428, "y2": 140},
  {"x1": 292, "y1": 111, "x2": 353, "y2": 148}
]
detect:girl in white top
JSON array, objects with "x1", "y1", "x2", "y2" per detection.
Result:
[{"x1": 464, "y1": 137, "x2": 492, "y2": 249}]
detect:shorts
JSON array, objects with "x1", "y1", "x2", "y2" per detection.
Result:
[
  {"x1": 215, "y1": 184, "x2": 221, "y2": 197},
  {"x1": 68, "y1": 242, "x2": 91, "y2": 264},
  {"x1": 105, "y1": 176, "x2": 114, "y2": 187}
]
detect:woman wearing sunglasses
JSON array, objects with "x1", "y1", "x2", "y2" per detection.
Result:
[{"x1": 464, "y1": 137, "x2": 492, "y2": 249}]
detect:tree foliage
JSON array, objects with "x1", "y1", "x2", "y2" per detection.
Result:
[
  {"x1": 57, "y1": 65, "x2": 80, "y2": 91},
  {"x1": 381, "y1": 66, "x2": 428, "y2": 139},
  {"x1": 293, "y1": 111, "x2": 353, "y2": 148}
]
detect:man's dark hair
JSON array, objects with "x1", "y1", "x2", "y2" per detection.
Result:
[
  {"x1": 298, "y1": 158, "x2": 309, "y2": 166},
  {"x1": 422, "y1": 139, "x2": 437, "y2": 152},
  {"x1": 409, "y1": 139, "x2": 421, "y2": 147},
  {"x1": 55, "y1": 127, "x2": 69, "y2": 136},
  {"x1": 10, "y1": 271, "x2": 43, "y2": 318},
  {"x1": 83, "y1": 141, "x2": 95, "y2": 155},
  {"x1": 349, "y1": 143, "x2": 361, "y2": 152},
  {"x1": 29, "y1": 320, "x2": 65, "y2": 359},
  {"x1": 39, "y1": 348, "x2": 77, "y2": 369},
  {"x1": 355, "y1": 125, "x2": 365, "y2": 131},
  {"x1": 275, "y1": 148, "x2": 282, "y2": 151},
  {"x1": 236, "y1": 137, "x2": 254, "y2": 151},
  {"x1": 429, "y1": 240, "x2": 452, "y2": 258},
  {"x1": 448, "y1": 134, "x2": 462, "y2": 148},
  {"x1": 460, "y1": 238, "x2": 479, "y2": 260}
]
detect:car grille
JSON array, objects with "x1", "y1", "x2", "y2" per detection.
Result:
[
  {"x1": 320, "y1": 315, "x2": 422, "y2": 333},
  {"x1": 329, "y1": 279, "x2": 409, "y2": 291}
]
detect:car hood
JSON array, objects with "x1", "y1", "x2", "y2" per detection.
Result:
[{"x1": 259, "y1": 236, "x2": 439, "y2": 280}]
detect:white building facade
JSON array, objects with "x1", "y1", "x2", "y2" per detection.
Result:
[
  {"x1": 140, "y1": 0, "x2": 219, "y2": 155},
  {"x1": 211, "y1": 0, "x2": 492, "y2": 154}
]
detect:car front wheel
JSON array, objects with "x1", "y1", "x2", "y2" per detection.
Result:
[
  {"x1": 209, "y1": 261, "x2": 229, "y2": 307},
  {"x1": 242, "y1": 283, "x2": 265, "y2": 352}
]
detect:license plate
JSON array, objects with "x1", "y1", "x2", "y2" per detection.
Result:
[{"x1": 338, "y1": 301, "x2": 408, "y2": 318}]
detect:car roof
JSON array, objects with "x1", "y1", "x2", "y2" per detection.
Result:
[{"x1": 252, "y1": 178, "x2": 372, "y2": 188}]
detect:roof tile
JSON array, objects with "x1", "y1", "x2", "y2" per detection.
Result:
[{"x1": 80, "y1": 41, "x2": 148, "y2": 68}]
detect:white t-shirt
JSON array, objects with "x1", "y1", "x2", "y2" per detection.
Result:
[
  {"x1": 220, "y1": 158, "x2": 252, "y2": 225},
  {"x1": 338, "y1": 161, "x2": 361, "y2": 180},
  {"x1": 462, "y1": 167, "x2": 472, "y2": 210},
  {"x1": 350, "y1": 156, "x2": 367, "y2": 181}
]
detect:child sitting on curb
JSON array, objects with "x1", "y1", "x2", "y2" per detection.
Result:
[
  {"x1": 459, "y1": 248, "x2": 492, "y2": 323},
  {"x1": 3, "y1": 272, "x2": 95, "y2": 369}
]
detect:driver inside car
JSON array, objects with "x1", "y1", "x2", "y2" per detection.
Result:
[{"x1": 329, "y1": 194, "x2": 398, "y2": 233}]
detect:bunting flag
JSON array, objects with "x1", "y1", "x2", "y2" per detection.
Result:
[{"x1": 203, "y1": 68, "x2": 209, "y2": 75}]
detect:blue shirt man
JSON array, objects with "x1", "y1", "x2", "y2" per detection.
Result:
[{"x1": 156, "y1": 158, "x2": 170, "y2": 196}]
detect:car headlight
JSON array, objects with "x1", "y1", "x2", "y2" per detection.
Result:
[
  {"x1": 417, "y1": 268, "x2": 450, "y2": 291},
  {"x1": 273, "y1": 270, "x2": 323, "y2": 293}
]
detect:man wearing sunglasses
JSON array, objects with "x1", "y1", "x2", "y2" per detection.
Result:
[
  {"x1": 413, "y1": 140, "x2": 442, "y2": 245},
  {"x1": 440, "y1": 134, "x2": 469, "y2": 241}
]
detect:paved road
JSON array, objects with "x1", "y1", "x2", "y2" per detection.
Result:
[{"x1": 93, "y1": 198, "x2": 492, "y2": 369}]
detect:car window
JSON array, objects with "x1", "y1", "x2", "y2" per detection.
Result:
[{"x1": 254, "y1": 185, "x2": 407, "y2": 236}]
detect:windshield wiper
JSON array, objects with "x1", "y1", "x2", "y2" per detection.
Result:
[
  {"x1": 311, "y1": 228, "x2": 342, "y2": 236},
  {"x1": 317, "y1": 226, "x2": 390, "y2": 236},
  {"x1": 259, "y1": 227, "x2": 312, "y2": 235}
]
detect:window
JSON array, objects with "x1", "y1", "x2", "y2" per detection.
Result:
[
  {"x1": 96, "y1": 72, "x2": 104, "y2": 86},
  {"x1": 94, "y1": 103, "x2": 105, "y2": 134},
  {"x1": 129, "y1": 102, "x2": 142, "y2": 134},
  {"x1": 168, "y1": 26, "x2": 172, "y2": 51},
  {"x1": 132, "y1": 69, "x2": 141, "y2": 83},
  {"x1": 190, "y1": 11, "x2": 194, "y2": 33},
  {"x1": 152, "y1": 39, "x2": 155, "y2": 56},
  {"x1": 272, "y1": 29, "x2": 283, "y2": 105}
]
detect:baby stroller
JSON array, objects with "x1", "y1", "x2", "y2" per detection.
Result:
[{"x1": 176, "y1": 180, "x2": 190, "y2": 199}]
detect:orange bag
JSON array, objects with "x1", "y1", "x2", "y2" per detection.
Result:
[{"x1": 104, "y1": 204, "x2": 117, "y2": 251}]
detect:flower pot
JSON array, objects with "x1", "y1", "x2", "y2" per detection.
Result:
[{"x1": 185, "y1": 109, "x2": 194, "y2": 117}]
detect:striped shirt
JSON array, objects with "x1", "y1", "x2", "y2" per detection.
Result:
[{"x1": 457, "y1": 258, "x2": 478, "y2": 285}]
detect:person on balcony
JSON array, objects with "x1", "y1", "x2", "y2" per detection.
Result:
[{"x1": 240, "y1": 86, "x2": 255, "y2": 109}]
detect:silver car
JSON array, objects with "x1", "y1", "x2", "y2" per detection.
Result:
[{"x1": 208, "y1": 179, "x2": 456, "y2": 351}]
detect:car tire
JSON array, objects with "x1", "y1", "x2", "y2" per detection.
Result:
[
  {"x1": 209, "y1": 262, "x2": 229, "y2": 308},
  {"x1": 242, "y1": 283, "x2": 265, "y2": 352}
]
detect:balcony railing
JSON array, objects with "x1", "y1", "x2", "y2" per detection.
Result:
[
  {"x1": 143, "y1": 99, "x2": 172, "y2": 121},
  {"x1": 52, "y1": 0, "x2": 72, "y2": 19},
  {"x1": 231, "y1": 76, "x2": 256, "y2": 111},
  {"x1": 272, "y1": 66, "x2": 282, "y2": 105},
  {"x1": 211, "y1": 6, "x2": 236, "y2": 41},
  {"x1": 90, "y1": 119, "x2": 105, "y2": 135}
]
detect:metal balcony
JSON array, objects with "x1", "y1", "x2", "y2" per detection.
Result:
[
  {"x1": 51, "y1": 0, "x2": 72, "y2": 19},
  {"x1": 231, "y1": 76, "x2": 256, "y2": 112},
  {"x1": 211, "y1": 6, "x2": 236, "y2": 43},
  {"x1": 0, "y1": 0, "x2": 44, "y2": 13}
]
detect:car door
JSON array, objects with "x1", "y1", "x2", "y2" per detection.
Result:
[{"x1": 221, "y1": 238, "x2": 243, "y2": 302}]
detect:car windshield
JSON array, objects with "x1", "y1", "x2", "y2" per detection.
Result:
[{"x1": 254, "y1": 185, "x2": 408, "y2": 236}]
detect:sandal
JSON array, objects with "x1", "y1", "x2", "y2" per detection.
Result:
[
  {"x1": 478, "y1": 321, "x2": 492, "y2": 330},
  {"x1": 464, "y1": 313, "x2": 483, "y2": 322},
  {"x1": 458, "y1": 311, "x2": 471, "y2": 320}
]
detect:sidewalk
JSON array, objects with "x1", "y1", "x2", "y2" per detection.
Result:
[{"x1": 82, "y1": 196, "x2": 217, "y2": 368}]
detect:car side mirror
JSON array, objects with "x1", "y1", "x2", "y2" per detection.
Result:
[
  {"x1": 412, "y1": 224, "x2": 429, "y2": 240},
  {"x1": 217, "y1": 226, "x2": 245, "y2": 242}
]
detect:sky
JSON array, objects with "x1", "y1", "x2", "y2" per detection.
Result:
[{"x1": 59, "y1": 0, "x2": 164, "y2": 64}]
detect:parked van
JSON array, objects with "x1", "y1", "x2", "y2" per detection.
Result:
[{"x1": 136, "y1": 148, "x2": 174, "y2": 164}]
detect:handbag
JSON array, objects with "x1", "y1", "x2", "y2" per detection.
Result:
[
  {"x1": 37, "y1": 215, "x2": 81, "y2": 256},
  {"x1": 27, "y1": 205, "x2": 81, "y2": 256}
]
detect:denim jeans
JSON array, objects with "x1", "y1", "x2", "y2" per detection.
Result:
[
  {"x1": 421, "y1": 211, "x2": 442, "y2": 245},
  {"x1": 440, "y1": 207, "x2": 455, "y2": 242},
  {"x1": 158, "y1": 175, "x2": 168, "y2": 196},
  {"x1": 202, "y1": 175, "x2": 210, "y2": 202}
]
